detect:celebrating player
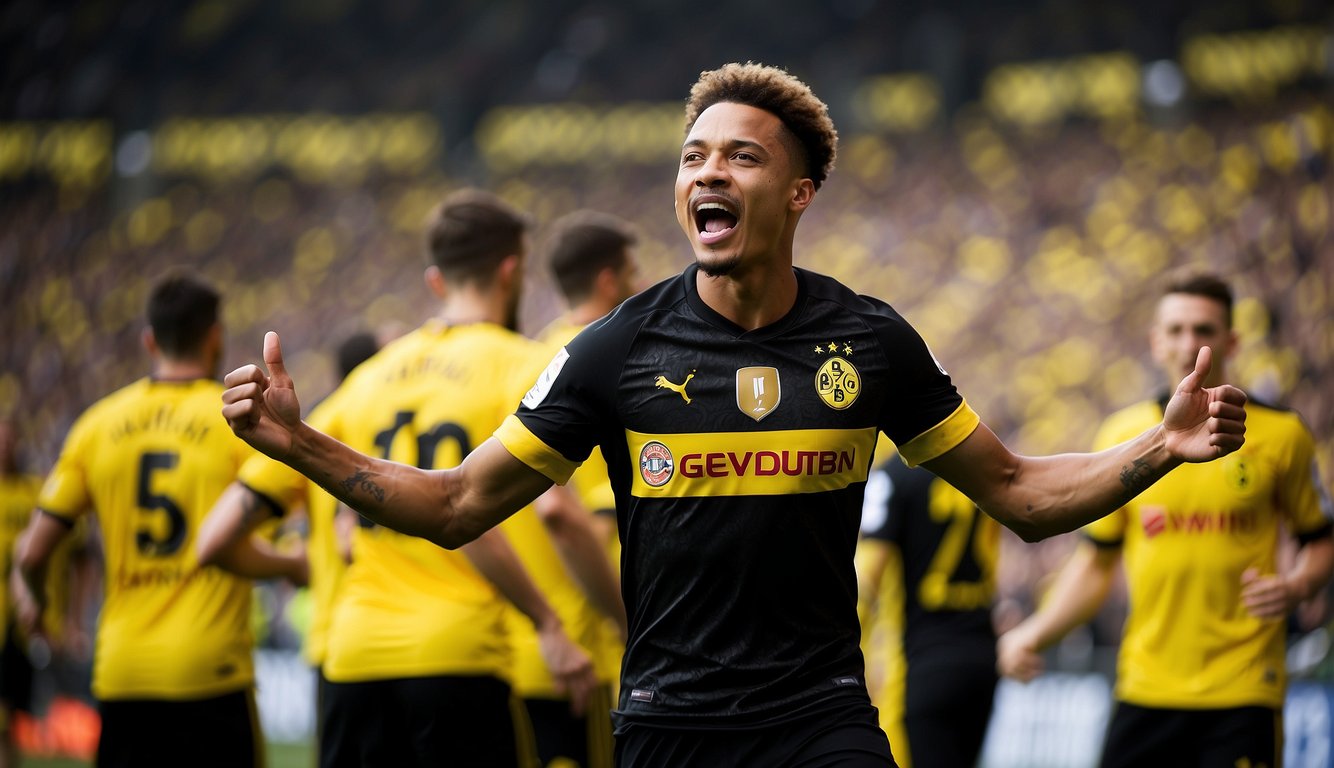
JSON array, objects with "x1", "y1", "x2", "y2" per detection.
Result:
[{"x1": 220, "y1": 63, "x2": 1247, "y2": 766}]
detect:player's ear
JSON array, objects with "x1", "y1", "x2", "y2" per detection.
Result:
[
  {"x1": 496, "y1": 253, "x2": 522, "y2": 289},
  {"x1": 424, "y1": 265, "x2": 447, "y2": 299},
  {"x1": 141, "y1": 327, "x2": 159, "y2": 357},
  {"x1": 790, "y1": 178, "x2": 815, "y2": 212}
]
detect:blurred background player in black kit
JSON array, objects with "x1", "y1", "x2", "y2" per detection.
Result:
[{"x1": 857, "y1": 455, "x2": 999, "y2": 768}]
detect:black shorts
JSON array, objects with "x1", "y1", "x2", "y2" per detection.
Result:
[
  {"x1": 901, "y1": 653, "x2": 997, "y2": 768},
  {"x1": 614, "y1": 698, "x2": 897, "y2": 768},
  {"x1": 520, "y1": 684, "x2": 615, "y2": 768},
  {"x1": 97, "y1": 688, "x2": 261, "y2": 768},
  {"x1": 320, "y1": 674, "x2": 521, "y2": 768},
  {"x1": 1100, "y1": 701, "x2": 1280, "y2": 768},
  {"x1": 0, "y1": 624, "x2": 34, "y2": 717}
]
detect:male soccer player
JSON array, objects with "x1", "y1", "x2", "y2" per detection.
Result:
[
  {"x1": 202, "y1": 190, "x2": 604, "y2": 768},
  {"x1": 220, "y1": 64, "x2": 1247, "y2": 767},
  {"x1": 0, "y1": 419, "x2": 97, "y2": 768},
  {"x1": 857, "y1": 457, "x2": 999, "y2": 768},
  {"x1": 997, "y1": 273, "x2": 1333, "y2": 767},
  {"x1": 525, "y1": 210, "x2": 644, "y2": 768},
  {"x1": 0, "y1": 419, "x2": 42, "y2": 768},
  {"x1": 18, "y1": 273, "x2": 263, "y2": 768}
]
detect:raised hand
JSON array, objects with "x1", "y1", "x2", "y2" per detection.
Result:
[
  {"x1": 221, "y1": 331, "x2": 303, "y2": 460},
  {"x1": 1162, "y1": 346, "x2": 1247, "y2": 463}
]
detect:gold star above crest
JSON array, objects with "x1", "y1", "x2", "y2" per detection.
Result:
[
  {"x1": 843, "y1": 343, "x2": 854, "y2": 356},
  {"x1": 814, "y1": 345, "x2": 825, "y2": 354},
  {"x1": 826, "y1": 342, "x2": 838, "y2": 352}
]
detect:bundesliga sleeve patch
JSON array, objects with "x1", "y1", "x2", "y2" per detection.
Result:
[{"x1": 522, "y1": 347, "x2": 569, "y2": 410}]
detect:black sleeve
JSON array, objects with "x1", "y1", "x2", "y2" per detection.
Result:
[
  {"x1": 513, "y1": 302, "x2": 640, "y2": 464},
  {"x1": 864, "y1": 302, "x2": 966, "y2": 448}
]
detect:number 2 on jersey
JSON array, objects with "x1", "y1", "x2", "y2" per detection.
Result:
[{"x1": 918, "y1": 478, "x2": 998, "y2": 611}]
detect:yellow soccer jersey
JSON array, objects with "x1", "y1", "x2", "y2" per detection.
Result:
[
  {"x1": 1086, "y1": 399, "x2": 1334, "y2": 709},
  {"x1": 37, "y1": 378, "x2": 257, "y2": 701},
  {"x1": 238, "y1": 398, "x2": 346, "y2": 669},
  {"x1": 317, "y1": 320, "x2": 549, "y2": 684},
  {"x1": 1, "y1": 475, "x2": 92, "y2": 647},
  {"x1": 0, "y1": 472, "x2": 42, "y2": 624}
]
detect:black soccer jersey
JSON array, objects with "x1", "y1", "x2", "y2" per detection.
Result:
[
  {"x1": 860, "y1": 460, "x2": 999, "y2": 661},
  {"x1": 497, "y1": 264, "x2": 978, "y2": 729}
]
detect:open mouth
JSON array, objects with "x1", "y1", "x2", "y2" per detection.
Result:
[{"x1": 694, "y1": 202, "x2": 738, "y2": 244}]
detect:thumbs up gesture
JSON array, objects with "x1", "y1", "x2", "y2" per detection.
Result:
[
  {"x1": 1162, "y1": 346, "x2": 1248, "y2": 463},
  {"x1": 222, "y1": 331, "x2": 304, "y2": 460}
]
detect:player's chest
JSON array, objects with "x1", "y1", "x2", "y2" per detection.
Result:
[
  {"x1": 1128, "y1": 450, "x2": 1282, "y2": 541},
  {"x1": 615, "y1": 323, "x2": 886, "y2": 434}
]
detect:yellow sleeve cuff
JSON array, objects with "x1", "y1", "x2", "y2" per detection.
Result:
[
  {"x1": 494, "y1": 414, "x2": 580, "y2": 485},
  {"x1": 897, "y1": 400, "x2": 981, "y2": 467}
]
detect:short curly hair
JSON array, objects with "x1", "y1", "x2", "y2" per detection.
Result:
[{"x1": 684, "y1": 62, "x2": 838, "y2": 190}]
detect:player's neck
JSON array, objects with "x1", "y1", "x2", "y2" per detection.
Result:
[
  {"x1": 152, "y1": 357, "x2": 211, "y2": 381},
  {"x1": 695, "y1": 263, "x2": 798, "y2": 331},
  {"x1": 437, "y1": 289, "x2": 507, "y2": 328}
]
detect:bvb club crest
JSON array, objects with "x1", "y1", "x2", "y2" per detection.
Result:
[
  {"x1": 1223, "y1": 455, "x2": 1253, "y2": 494},
  {"x1": 736, "y1": 367, "x2": 780, "y2": 422},
  {"x1": 814, "y1": 342, "x2": 860, "y2": 410}
]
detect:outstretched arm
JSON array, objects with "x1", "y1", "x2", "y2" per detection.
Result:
[
  {"x1": 925, "y1": 346, "x2": 1246, "y2": 542},
  {"x1": 221, "y1": 332, "x2": 554, "y2": 549}
]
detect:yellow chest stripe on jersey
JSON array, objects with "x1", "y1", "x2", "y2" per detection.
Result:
[{"x1": 626, "y1": 427, "x2": 878, "y2": 498}]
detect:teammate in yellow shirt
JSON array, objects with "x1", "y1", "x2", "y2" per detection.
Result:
[
  {"x1": 17, "y1": 273, "x2": 264, "y2": 768},
  {"x1": 202, "y1": 190, "x2": 600, "y2": 768},
  {"x1": 0, "y1": 419, "x2": 43, "y2": 767},
  {"x1": 998, "y1": 273, "x2": 1334, "y2": 767},
  {"x1": 524, "y1": 211, "x2": 643, "y2": 768}
]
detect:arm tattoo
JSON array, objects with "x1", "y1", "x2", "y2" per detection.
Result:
[
  {"x1": 340, "y1": 470, "x2": 387, "y2": 504},
  {"x1": 1119, "y1": 458, "x2": 1153, "y2": 494}
]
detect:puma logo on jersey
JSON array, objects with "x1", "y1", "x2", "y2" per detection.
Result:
[{"x1": 655, "y1": 371, "x2": 695, "y2": 404}]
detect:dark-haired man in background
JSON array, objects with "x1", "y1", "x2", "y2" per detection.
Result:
[
  {"x1": 20, "y1": 273, "x2": 263, "y2": 768},
  {"x1": 998, "y1": 273, "x2": 1333, "y2": 767}
]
